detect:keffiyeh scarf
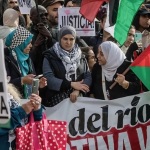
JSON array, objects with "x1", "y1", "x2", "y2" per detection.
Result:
[{"x1": 53, "y1": 42, "x2": 81, "y2": 81}]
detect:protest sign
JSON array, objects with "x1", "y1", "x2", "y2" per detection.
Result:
[
  {"x1": 17, "y1": 0, "x2": 32, "y2": 14},
  {"x1": 45, "y1": 92, "x2": 150, "y2": 150},
  {"x1": 0, "y1": 40, "x2": 10, "y2": 128},
  {"x1": 58, "y1": 8, "x2": 95, "y2": 36}
]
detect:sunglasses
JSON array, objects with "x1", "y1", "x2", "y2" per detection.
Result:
[
  {"x1": 9, "y1": 1, "x2": 17, "y2": 4},
  {"x1": 39, "y1": 13, "x2": 48, "y2": 18}
]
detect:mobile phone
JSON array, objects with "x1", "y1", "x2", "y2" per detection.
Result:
[
  {"x1": 34, "y1": 74, "x2": 43, "y2": 79},
  {"x1": 31, "y1": 79, "x2": 39, "y2": 94},
  {"x1": 134, "y1": 33, "x2": 142, "y2": 43}
]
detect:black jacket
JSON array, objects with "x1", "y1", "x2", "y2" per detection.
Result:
[
  {"x1": 41, "y1": 47, "x2": 92, "y2": 107},
  {"x1": 29, "y1": 24, "x2": 53, "y2": 75},
  {"x1": 4, "y1": 48, "x2": 35, "y2": 97},
  {"x1": 91, "y1": 60, "x2": 141, "y2": 100}
]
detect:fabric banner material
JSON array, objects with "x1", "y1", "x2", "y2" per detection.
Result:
[
  {"x1": 58, "y1": 8, "x2": 95, "y2": 36},
  {"x1": 45, "y1": 92, "x2": 150, "y2": 150},
  {"x1": 0, "y1": 39, "x2": 10, "y2": 128},
  {"x1": 17, "y1": 0, "x2": 33, "y2": 14},
  {"x1": 105, "y1": 0, "x2": 144, "y2": 45},
  {"x1": 130, "y1": 44, "x2": 150, "y2": 91}
]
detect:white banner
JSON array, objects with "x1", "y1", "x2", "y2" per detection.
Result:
[
  {"x1": 17, "y1": 0, "x2": 32, "y2": 14},
  {"x1": 45, "y1": 92, "x2": 150, "y2": 150},
  {"x1": 0, "y1": 39, "x2": 10, "y2": 128},
  {"x1": 58, "y1": 8, "x2": 95, "y2": 36}
]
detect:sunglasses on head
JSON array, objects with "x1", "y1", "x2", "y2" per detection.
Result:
[
  {"x1": 9, "y1": 1, "x2": 17, "y2": 4},
  {"x1": 39, "y1": 13, "x2": 48, "y2": 18}
]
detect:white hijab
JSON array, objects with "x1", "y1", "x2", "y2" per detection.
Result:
[
  {"x1": 3, "y1": 8, "x2": 19, "y2": 28},
  {"x1": 100, "y1": 41, "x2": 126, "y2": 81}
]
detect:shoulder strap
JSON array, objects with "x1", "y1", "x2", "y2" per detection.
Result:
[{"x1": 102, "y1": 71, "x2": 109, "y2": 100}]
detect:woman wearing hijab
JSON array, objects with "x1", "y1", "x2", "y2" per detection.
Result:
[
  {"x1": 5, "y1": 25, "x2": 47, "y2": 98},
  {"x1": 43, "y1": 26, "x2": 92, "y2": 106},
  {"x1": 90, "y1": 41, "x2": 141, "y2": 100},
  {"x1": 0, "y1": 8, "x2": 19, "y2": 46}
]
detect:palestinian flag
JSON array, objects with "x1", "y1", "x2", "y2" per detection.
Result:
[
  {"x1": 130, "y1": 45, "x2": 150, "y2": 91},
  {"x1": 79, "y1": 0, "x2": 110, "y2": 23},
  {"x1": 105, "y1": 0, "x2": 144, "y2": 45}
]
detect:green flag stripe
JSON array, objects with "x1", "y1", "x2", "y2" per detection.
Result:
[
  {"x1": 130, "y1": 66, "x2": 150, "y2": 90},
  {"x1": 0, "y1": 120, "x2": 10, "y2": 128},
  {"x1": 114, "y1": 0, "x2": 144, "y2": 45}
]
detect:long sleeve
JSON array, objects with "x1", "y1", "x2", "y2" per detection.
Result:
[
  {"x1": 126, "y1": 42, "x2": 138, "y2": 61},
  {"x1": 43, "y1": 58, "x2": 64, "y2": 91},
  {"x1": 5, "y1": 59, "x2": 22, "y2": 89},
  {"x1": 33, "y1": 105, "x2": 44, "y2": 121},
  {"x1": 126, "y1": 70, "x2": 141, "y2": 95},
  {"x1": 82, "y1": 57, "x2": 92, "y2": 87},
  {"x1": 83, "y1": 71, "x2": 92, "y2": 87},
  {"x1": 0, "y1": 106, "x2": 27, "y2": 136}
]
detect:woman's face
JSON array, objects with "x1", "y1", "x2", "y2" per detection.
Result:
[
  {"x1": 139, "y1": 14, "x2": 150, "y2": 29},
  {"x1": 61, "y1": 34, "x2": 75, "y2": 51},
  {"x1": 97, "y1": 47, "x2": 106, "y2": 65},
  {"x1": 124, "y1": 28, "x2": 135, "y2": 47},
  {"x1": 23, "y1": 42, "x2": 32, "y2": 54},
  {"x1": 88, "y1": 50, "x2": 96, "y2": 71}
]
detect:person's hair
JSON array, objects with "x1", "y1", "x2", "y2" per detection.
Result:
[
  {"x1": 80, "y1": 47, "x2": 93, "y2": 61},
  {"x1": 64, "y1": 0, "x2": 72, "y2": 7},
  {"x1": 72, "y1": 0, "x2": 81, "y2": 7},
  {"x1": 12, "y1": 5, "x2": 20, "y2": 12},
  {"x1": 132, "y1": 4, "x2": 149, "y2": 30},
  {"x1": 101, "y1": 13, "x2": 107, "y2": 23},
  {"x1": 8, "y1": 83, "x2": 22, "y2": 101},
  {"x1": 107, "y1": 36, "x2": 118, "y2": 43},
  {"x1": 30, "y1": 5, "x2": 46, "y2": 16},
  {"x1": 132, "y1": 13, "x2": 140, "y2": 30}
]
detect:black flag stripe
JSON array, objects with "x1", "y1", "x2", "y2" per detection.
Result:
[{"x1": 0, "y1": 82, "x2": 4, "y2": 92}]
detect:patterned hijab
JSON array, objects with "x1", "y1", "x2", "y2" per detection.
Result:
[
  {"x1": 53, "y1": 42, "x2": 81, "y2": 81},
  {"x1": 53, "y1": 26, "x2": 81, "y2": 81},
  {"x1": 5, "y1": 26, "x2": 33, "y2": 77}
]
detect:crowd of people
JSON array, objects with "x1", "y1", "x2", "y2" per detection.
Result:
[{"x1": 0, "y1": 0, "x2": 150, "y2": 149}]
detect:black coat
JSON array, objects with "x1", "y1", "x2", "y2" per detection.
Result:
[
  {"x1": 41, "y1": 47, "x2": 92, "y2": 106},
  {"x1": 5, "y1": 48, "x2": 35, "y2": 96},
  {"x1": 29, "y1": 24, "x2": 53, "y2": 75},
  {"x1": 91, "y1": 60, "x2": 141, "y2": 100}
]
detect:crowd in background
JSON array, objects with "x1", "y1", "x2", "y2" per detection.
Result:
[{"x1": 0, "y1": 0, "x2": 150, "y2": 149}]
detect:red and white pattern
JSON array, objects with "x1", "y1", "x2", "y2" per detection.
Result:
[{"x1": 16, "y1": 119, "x2": 67, "y2": 150}]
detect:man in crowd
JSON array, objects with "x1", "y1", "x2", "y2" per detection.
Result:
[
  {"x1": 42, "y1": 0, "x2": 64, "y2": 42},
  {"x1": 42, "y1": 0, "x2": 88, "y2": 46},
  {"x1": 29, "y1": 5, "x2": 53, "y2": 75},
  {"x1": 42, "y1": 0, "x2": 64, "y2": 29},
  {"x1": 8, "y1": 0, "x2": 18, "y2": 8}
]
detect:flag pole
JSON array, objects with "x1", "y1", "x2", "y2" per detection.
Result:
[
  {"x1": 109, "y1": 67, "x2": 130, "y2": 89},
  {"x1": 35, "y1": 0, "x2": 41, "y2": 23}
]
